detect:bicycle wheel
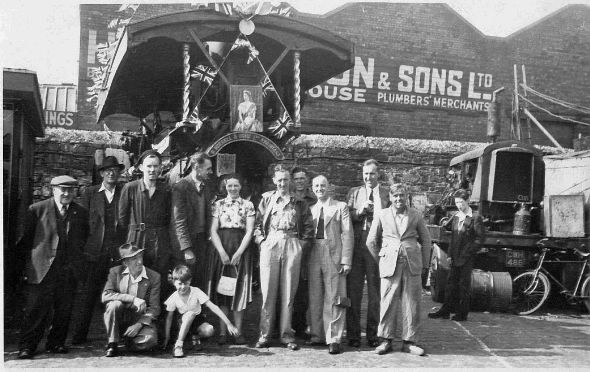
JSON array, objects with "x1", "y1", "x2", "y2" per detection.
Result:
[
  {"x1": 512, "y1": 271, "x2": 551, "y2": 315},
  {"x1": 581, "y1": 275, "x2": 590, "y2": 313}
]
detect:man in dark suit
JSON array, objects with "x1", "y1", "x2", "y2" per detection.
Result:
[
  {"x1": 71, "y1": 156, "x2": 126, "y2": 344},
  {"x1": 171, "y1": 152, "x2": 215, "y2": 289},
  {"x1": 102, "y1": 243, "x2": 161, "y2": 357},
  {"x1": 16, "y1": 175, "x2": 89, "y2": 359},
  {"x1": 345, "y1": 159, "x2": 390, "y2": 348}
]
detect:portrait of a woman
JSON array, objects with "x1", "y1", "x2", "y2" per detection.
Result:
[{"x1": 233, "y1": 88, "x2": 262, "y2": 132}]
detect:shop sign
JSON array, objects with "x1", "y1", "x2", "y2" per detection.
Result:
[
  {"x1": 44, "y1": 110, "x2": 75, "y2": 127},
  {"x1": 308, "y1": 56, "x2": 494, "y2": 112},
  {"x1": 206, "y1": 132, "x2": 285, "y2": 160}
]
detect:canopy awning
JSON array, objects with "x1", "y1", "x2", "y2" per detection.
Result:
[
  {"x1": 449, "y1": 140, "x2": 542, "y2": 166},
  {"x1": 96, "y1": 9, "x2": 355, "y2": 122}
]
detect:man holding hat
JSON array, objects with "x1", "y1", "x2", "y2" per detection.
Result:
[
  {"x1": 119, "y1": 150, "x2": 172, "y2": 296},
  {"x1": 71, "y1": 156, "x2": 126, "y2": 345},
  {"x1": 102, "y1": 243, "x2": 161, "y2": 357},
  {"x1": 366, "y1": 183, "x2": 432, "y2": 356},
  {"x1": 16, "y1": 175, "x2": 88, "y2": 359}
]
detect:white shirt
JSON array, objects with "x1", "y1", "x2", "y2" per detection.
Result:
[
  {"x1": 54, "y1": 199, "x2": 69, "y2": 214},
  {"x1": 365, "y1": 185, "x2": 383, "y2": 210},
  {"x1": 99, "y1": 183, "x2": 116, "y2": 203},
  {"x1": 315, "y1": 197, "x2": 331, "y2": 233},
  {"x1": 122, "y1": 266, "x2": 148, "y2": 297},
  {"x1": 164, "y1": 286, "x2": 210, "y2": 315},
  {"x1": 456, "y1": 207, "x2": 473, "y2": 231},
  {"x1": 191, "y1": 173, "x2": 204, "y2": 192},
  {"x1": 142, "y1": 178, "x2": 156, "y2": 198},
  {"x1": 392, "y1": 208, "x2": 409, "y2": 257}
]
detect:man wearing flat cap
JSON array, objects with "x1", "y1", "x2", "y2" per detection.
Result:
[
  {"x1": 366, "y1": 183, "x2": 432, "y2": 356},
  {"x1": 16, "y1": 175, "x2": 88, "y2": 359},
  {"x1": 102, "y1": 243, "x2": 161, "y2": 357},
  {"x1": 71, "y1": 156, "x2": 127, "y2": 345},
  {"x1": 119, "y1": 150, "x2": 172, "y2": 298}
]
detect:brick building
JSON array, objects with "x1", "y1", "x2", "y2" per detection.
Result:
[{"x1": 77, "y1": 3, "x2": 590, "y2": 147}]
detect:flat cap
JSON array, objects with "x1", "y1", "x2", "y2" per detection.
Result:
[
  {"x1": 136, "y1": 149, "x2": 161, "y2": 166},
  {"x1": 50, "y1": 175, "x2": 79, "y2": 187}
]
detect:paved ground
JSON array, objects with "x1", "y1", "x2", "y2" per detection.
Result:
[{"x1": 4, "y1": 290, "x2": 590, "y2": 368}]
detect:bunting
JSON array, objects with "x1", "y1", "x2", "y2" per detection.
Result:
[
  {"x1": 190, "y1": 65, "x2": 218, "y2": 86},
  {"x1": 260, "y1": 76, "x2": 276, "y2": 96},
  {"x1": 268, "y1": 110, "x2": 294, "y2": 139}
]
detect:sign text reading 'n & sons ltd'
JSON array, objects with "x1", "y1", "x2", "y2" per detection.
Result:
[{"x1": 308, "y1": 57, "x2": 495, "y2": 112}]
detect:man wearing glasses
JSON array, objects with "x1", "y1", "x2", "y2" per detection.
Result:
[
  {"x1": 16, "y1": 176, "x2": 89, "y2": 359},
  {"x1": 71, "y1": 156, "x2": 126, "y2": 345}
]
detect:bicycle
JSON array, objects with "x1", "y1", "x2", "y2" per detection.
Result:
[{"x1": 512, "y1": 238, "x2": 590, "y2": 315}]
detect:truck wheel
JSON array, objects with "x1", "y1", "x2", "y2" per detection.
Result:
[
  {"x1": 430, "y1": 263, "x2": 449, "y2": 303},
  {"x1": 581, "y1": 276, "x2": 590, "y2": 313}
]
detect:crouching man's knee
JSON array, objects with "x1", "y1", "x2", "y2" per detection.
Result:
[
  {"x1": 198, "y1": 322, "x2": 215, "y2": 338},
  {"x1": 105, "y1": 300, "x2": 124, "y2": 314}
]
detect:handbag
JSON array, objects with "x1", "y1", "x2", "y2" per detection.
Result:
[{"x1": 216, "y1": 265, "x2": 238, "y2": 297}]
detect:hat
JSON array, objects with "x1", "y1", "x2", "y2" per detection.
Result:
[
  {"x1": 389, "y1": 183, "x2": 408, "y2": 195},
  {"x1": 50, "y1": 175, "x2": 79, "y2": 187},
  {"x1": 118, "y1": 243, "x2": 145, "y2": 261},
  {"x1": 98, "y1": 156, "x2": 124, "y2": 171},
  {"x1": 136, "y1": 149, "x2": 161, "y2": 166}
]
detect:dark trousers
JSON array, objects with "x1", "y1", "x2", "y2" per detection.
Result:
[
  {"x1": 71, "y1": 255, "x2": 112, "y2": 342},
  {"x1": 292, "y1": 276, "x2": 309, "y2": 335},
  {"x1": 189, "y1": 232, "x2": 209, "y2": 290},
  {"x1": 18, "y1": 265, "x2": 77, "y2": 352},
  {"x1": 346, "y1": 230, "x2": 380, "y2": 342},
  {"x1": 443, "y1": 261, "x2": 473, "y2": 316},
  {"x1": 142, "y1": 229, "x2": 172, "y2": 301}
]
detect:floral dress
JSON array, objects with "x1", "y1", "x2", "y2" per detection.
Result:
[{"x1": 206, "y1": 197, "x2": 255, "y2": 310}]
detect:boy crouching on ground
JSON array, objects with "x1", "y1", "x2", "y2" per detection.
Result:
[{"x1": 163, "y1": 264, "x2": 238, "y2": 357}]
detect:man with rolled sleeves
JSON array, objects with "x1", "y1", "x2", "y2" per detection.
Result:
[
  {"x1": 308, "y1": 175, "x2": 353, "y2": 354},
  {"x1": 366, "y1": 184, "x2": 432, "y2": 356},
  {"x1": 254, "y1": 165, "x2": 314, "y2": 350},
  {"x1": 170, "y1": 152, "x2": 216, "y2": 289},
  {"x1": 16, "y1": 176, "x2": 88, "y2": 359},
  {"x1": 346, "y1": 159, "x2": 390, "y2": 348},
  {"x1": 72, "y1": 156, "x2": 126, "y2": 345},
  {"x1": 102, "y1": 243, "x2": 161, "y2": 357}
]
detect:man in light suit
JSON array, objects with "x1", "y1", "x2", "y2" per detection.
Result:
[
  {"x1": 366, "y1": 184, "x2": 431, "y2": 356},
  {"x1": 346, "y1": 159, "x2": 390, "y2": 348},
  {"x1": 308, "y1": 175, "x2": 354, "y2": 354},
  {"x1": 102, "y1": 243, "x2": 161, "y2": 357},
  {"x1": 16, "y1": 175, "x2": 88, "y2": 359}
]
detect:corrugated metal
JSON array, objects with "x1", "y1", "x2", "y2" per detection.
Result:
[{"x1": 40, "y1": 84, "x2": 77, "y2": 112}]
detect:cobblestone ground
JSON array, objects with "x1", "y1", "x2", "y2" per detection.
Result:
[{"x1": 4, "y1": 289, "x2": 590, "y2": 368}]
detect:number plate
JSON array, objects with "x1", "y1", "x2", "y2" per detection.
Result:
[{"x1": 506, "y1": 250, "x2": 526, "y2": 267}]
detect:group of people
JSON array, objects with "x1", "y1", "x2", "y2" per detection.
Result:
[{"x1": 15, "y1": 151, "x2": 483, "y2": 360}]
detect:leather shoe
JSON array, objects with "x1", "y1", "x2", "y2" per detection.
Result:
[
  {"x1": 255, "y1": 340, "x2": 269, "y2": 348},
  {"x1": 105, "y1": 343, "x2": 118, "y2": 357},
  {"x1": 428, "y1": 309, "x2": 450, "y2": 319},
  {"x1": 47, "y1": 345, "x2": 68, "y2": 354},
  {"x1": 375, "y1": 340, "x2": 392, "y2": 355},
  {"x1": 17, "y1": 349, "x2": 34, "y2": 359},
  {"x1": 328, "y1": 343, "x2": 341, "y2": 354},
  {"x1": 451, "y1": 314, "x2": 467, "y2": 321},
  {"x1": 348, "y1": 339, "x2": 361, "y2": 348},
  {"x1": 285, "y1": 342, "x2": 300, "y2": 351},
  {"x1": 367, "y1": 339, "x2": 380, "y2": 348},
  {"x1": 402, "y1": 341, "x2": 425, "y2": 356}
]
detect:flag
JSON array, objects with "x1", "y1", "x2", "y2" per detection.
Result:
[
  {"x1": 269, "y1": 110, "x2": 293, "y2": 139},
  {"x1": 190, "y1": 65, "x2": 218, "y2": 85},
  {"x1": 230, "y1": 37, "x2": 259, "y2": 64},
  {"x1": 260, "y1": 76, "x2": 276, "y2": 96}
]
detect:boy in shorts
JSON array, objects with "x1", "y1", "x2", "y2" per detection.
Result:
[{"x1": 163, "y1": 264, "x2": 238, "y2": 357}]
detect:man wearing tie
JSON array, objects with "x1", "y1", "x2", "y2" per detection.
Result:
[
  {"x1": 366, "y1": 184, "x2": 432, "y2": 356},
  {"x1": 16, "y1": 176, "x2": 88, "y2": 359},
  {"x1": 345, "y1": 159, "x2": 389, "y2": 348},
  {"x1": 308, "y1": 175, "x2": 354, "y2": 354}
]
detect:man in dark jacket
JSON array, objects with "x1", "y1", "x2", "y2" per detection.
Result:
[
  {"x1": 17, "y1": 175, "x2": 88, "y2": 359},
  {"x1": 170, "y1": 152, "x2": 216, "y2": 288},
  {"x1": 71, "y1": 156, "x2": 126, "y2": 344}
]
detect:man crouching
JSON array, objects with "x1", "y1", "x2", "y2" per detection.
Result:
[{"x1": 102, "y1": 243, "x2": 161, "y2": 357}]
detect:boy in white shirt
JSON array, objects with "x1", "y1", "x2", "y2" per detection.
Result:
[{"x1": 163, "y1": 264, "x2": 238, "y2": 357}]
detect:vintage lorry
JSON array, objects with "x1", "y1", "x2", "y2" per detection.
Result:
[{"x1": 426, "y1": 140, "x2": 590, "y2": 313}]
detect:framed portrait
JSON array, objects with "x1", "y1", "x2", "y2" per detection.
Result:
[
  {"x1": 216, "y1": 153, "x2": 236, "y2": 176},
  {"x1": 230, "y1": 85, "x2": 263, "y2": 132}
]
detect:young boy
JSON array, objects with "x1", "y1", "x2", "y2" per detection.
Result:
[{"x1": 163, "y1": 265, "x2": 238, "y2": 357}]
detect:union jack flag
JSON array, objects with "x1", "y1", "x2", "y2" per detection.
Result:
[
  {"x1": 190, "y1": 65, "x2": 217, "y2": 86},
  {"x1": 269, "y1": 110, "x2": 293, "y2": 139},
  {"x1": 260, "y1": 76, "x2": 276, "y2": 96}
]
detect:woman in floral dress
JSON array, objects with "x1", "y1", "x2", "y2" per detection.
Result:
[{"x1": 208, "y1": 174, "x2": 255, "y2": 344}]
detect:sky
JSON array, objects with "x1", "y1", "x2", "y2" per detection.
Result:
[{"x1": 1, "y1": 0, "x2": 589, "y2": 85}]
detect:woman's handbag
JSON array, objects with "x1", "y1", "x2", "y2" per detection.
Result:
[{"x1": 217, "y1": 265, "x2": 238, "y2": 297}]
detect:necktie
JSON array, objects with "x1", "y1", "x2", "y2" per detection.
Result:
[
  {"x1": 60, "y1": 205, "x2": 67, "y2": 219},
  {"x1": 316, "y1": 206, "x2": 325, "y2": 239},
  {"x1": 367, "y1": 189, "x2": 374, "y2": 222}
]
